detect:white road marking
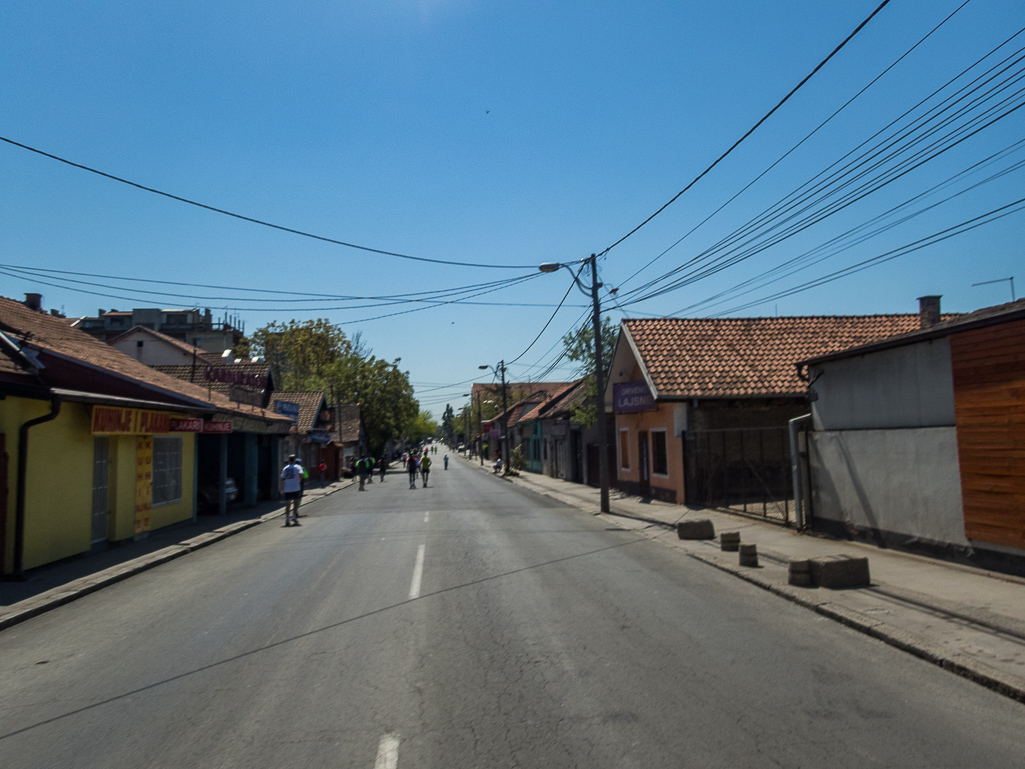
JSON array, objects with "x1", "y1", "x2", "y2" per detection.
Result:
[
  {"x1": 423, "y1": 511, "x2": 430, "y2": 523},
  {"x1": 409, "y1": 544, "x2": 426, "y2": 599},
  {"x1": 374, "y1": 733, "x2": 400, "y2": 769}
]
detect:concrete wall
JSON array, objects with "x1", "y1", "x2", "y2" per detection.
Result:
[
  {"x1": 809, "y1": 427, "x2": 967, "y2": 546},
  {"x1": 810, "y1": 339, "x2": 955, "y2": 430}
]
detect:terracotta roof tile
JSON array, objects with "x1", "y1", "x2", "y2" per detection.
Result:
[
  {"x1": 272, "y1": 391, "x2": 327, "y2": 433},
  {"x1": 623, "y1": 315, "x2": 933, "y2": 398},
  {"x1": 0, "y1": 295, "x2": 290, "y2": 425}
]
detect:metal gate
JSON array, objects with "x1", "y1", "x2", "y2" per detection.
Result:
[{"x1": 686, "y1": 426, "x2": 795, "y2": 524}]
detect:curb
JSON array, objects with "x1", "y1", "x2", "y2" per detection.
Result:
[
  {"x1": 685, "y1": 550, "x2": 1025, "y2": 705},
  {"x1": 0, "y1": 482, "x2": 351, "y2": 633}
]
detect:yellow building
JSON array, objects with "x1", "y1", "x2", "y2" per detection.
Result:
[{"x1": 0, "y1": 294, "x2": 290, "y2": 577}]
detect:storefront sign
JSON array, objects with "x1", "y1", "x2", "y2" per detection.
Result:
[
  {"x1": 310, "y1": 431, "x2": 332, "y2": 444},
  {"x1": 203, "y1": 420, "x2": 233, "y2": 434},
  {"x1": 135, "y1": 436, "x2": 152, "y2": 534},
  {"x1": 204, "y1": 366, "x2": 267, "y2": 389},
  {"x1": 93, "y1": 406, "x2": 183, "y2": 435},
  {"x1": 170, "y1": 418, "x2": 203, "y2": 432},
  {"x1": 614, "y1": 381, "x2": 656, "y2": 413},
  {"x1": 274, "y1": 401, "x2": 300, "y2": 423}
]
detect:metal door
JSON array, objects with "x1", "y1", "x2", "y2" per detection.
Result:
[{"x1": 92, "y1": 437, "x2": 110, "y2": 543}]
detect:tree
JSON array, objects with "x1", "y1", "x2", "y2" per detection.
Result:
[
  {"x1": 405, "y1": 409, "x2": 439, "y2": 445},
  {"x1": 441, "y1": 404, "x2": 456, "y2": 444},
  {"x1": 242, "y1": 319, "x2": 420, "y2": 457},
  {"x1": 561, "y1": 315, "x2": 618, "y2": 428}
]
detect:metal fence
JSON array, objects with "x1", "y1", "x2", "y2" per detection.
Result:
[{"x1": 686, "y1": 426, "x2": 796, "y2": 525}]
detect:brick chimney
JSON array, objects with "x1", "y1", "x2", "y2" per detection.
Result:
[
  {"x1": 918, "y1": 295, "x2": 941, "y2": 329},
  {"x1": 24, "y1": 293, "x2": 42, "y2": 312}
]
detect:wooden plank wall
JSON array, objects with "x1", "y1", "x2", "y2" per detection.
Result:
[{"x1": 949, "y1": 318, "x2": 1025, "y2": 551}]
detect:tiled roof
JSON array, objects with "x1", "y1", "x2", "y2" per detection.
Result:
[
  {"x1": 623, "y1": 315, "x2": 929, "y2": 398},
  {"x1": 800, "y1": 299, "x2": 1024, "y2": 365},
  {"x1": 0, "y1": 295, "x2": 290, "y2": 425},
  {"x1": 110, "y1": 325, "x2": 222, "y2": 364},
  {"x1": 152, "y1": 362, "x2": 273, "y2": 399},
  {"x1": 333, "y1": 403, "x2": 362, "y2": 444},
  {"x1": 272, "y1": 391, "x2": 327, "y2": 433}
]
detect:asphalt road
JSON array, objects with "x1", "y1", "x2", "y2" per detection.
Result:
[{"x1": 1, "y1": 456, "x2": 1022, "y2": 768}]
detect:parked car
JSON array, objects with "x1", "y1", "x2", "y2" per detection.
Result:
[{"x1": 198, "y1": 477, "x2": 239, "y2": 512}]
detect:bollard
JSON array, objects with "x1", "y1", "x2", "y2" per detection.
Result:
[
  {"x1": 809, "y1": 555, "x2": 870, "y2": 588},
  {"x1": 720, "y1": 532, "x2": 741, "y2": 552},
  {"x1": 738, "y1": 543, "x2": 758, "y2": 567},
  {"x1": 788, "y1": 558, "x2": 812, "y2": 586},
  {"x1": 677, "y1": 519, "x2": 715, "y2": 540}
]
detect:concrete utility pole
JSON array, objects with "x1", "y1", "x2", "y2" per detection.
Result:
[
  {"x1": 588, "y1": 255, "x2": 611, "y2": 514},
  {"x1": 539, "y1": 254, "x2": 611, "y2": 513},
  {"x1": 479, "y1": 362, "x2": 510, "y2": 472}
]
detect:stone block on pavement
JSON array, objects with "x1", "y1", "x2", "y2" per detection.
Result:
[
  {"x1": 738, "y1": 543, "x2": 758, "y2": 567},
  {"x1": 677, "y1": 519, "x2": 715, "y2": 540},
  {"x1": 810, "y1": 555, "x2": 871, "y2": 588},
  {"x1": 720, "y1": 532, "x2": 741, "y2": 552}
]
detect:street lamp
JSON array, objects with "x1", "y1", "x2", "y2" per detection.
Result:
[
  {"x1": 479, "y1": 361, "x2": 509, "y2": 473},
  {"x1": 539, "y1": 254, "x2": 611, "y2": 514}
]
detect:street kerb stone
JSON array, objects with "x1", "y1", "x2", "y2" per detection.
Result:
[
  {"x1": 677, "y1": 519, "x2": 715, "y2": 540},
  {"x1": 788, "y1": 558, "x2": 812, "y2": 587},
  {"x1": 738, "y1": 543, "x2": 759, "y2": 567},
  {"x1": 810, "y1": 555, "x2": 871, "y2": 588}
]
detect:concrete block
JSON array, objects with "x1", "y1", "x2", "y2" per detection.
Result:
[
  {"x1": 720, "y1": 532, "x2": 741, "y2": 552},
  {"x1": 810, "y1": 555, "x2": 870, "y2": 588},
  {"x1": 677, "y1": 519, "x2": 715, "y2": 540},
  {"x1": 739, "y1": 544, "x2": 758, "y2": 567},
  {"x1": 788, "y1": 558, "x2": 812, "y2": 587}
]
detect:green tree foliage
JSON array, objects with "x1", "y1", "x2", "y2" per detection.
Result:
[
  {"x1": 561, "y1": 316, "x2": 618, "y2": 428},
  {"x1": 405, "y1": 409, "x2": 439, "y2": 445},
  {"x1": 241, "y1": 319, "x2": 420, "y2": 456},
  {"x1": 441, "y1": 404, "x2": 456, "y2": 444}
]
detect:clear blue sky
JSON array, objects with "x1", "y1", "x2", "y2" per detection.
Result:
[{"x1": 2, "y1": 0, "x2": 1022, "y2": 419}]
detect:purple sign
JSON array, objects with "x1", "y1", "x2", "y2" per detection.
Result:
[{"x1": 614, "y1": 381, "x2": 656, "y2": 413}]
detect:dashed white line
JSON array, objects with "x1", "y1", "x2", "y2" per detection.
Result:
[
  {"x1": 409, "y1": 543, "x2": 426, "y2": 599},
  {"x1": 423, "y1": 511, "x2": 430, "y2": 524},
  {"x1": 374, "y1": 733, "x2": 400, "y2": 769}
]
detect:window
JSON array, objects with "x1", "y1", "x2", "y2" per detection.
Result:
[
  {"x1": 619, "y1": 429, "x2": 630, "y2": 470},
  {"x1": 651, "y1": 430, "x2": 668, "y2": 476},
  {"x1": 152, "y1": 436, "x2": 183, "y2": 506}
]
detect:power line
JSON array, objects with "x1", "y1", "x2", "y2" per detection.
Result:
[
  {"x1": 0, "y1": 135, "x2": 537, "y2": 270},
  {"x1": 597, "y1": 0, "x2": 895, "y2": 258}
]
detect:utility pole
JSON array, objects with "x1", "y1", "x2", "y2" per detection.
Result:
[
  {"x1": 477, "y1": 389, "x2": 484, "y2": 465},
  {"x1": 499, "y1": 360, "x2": 509, "y2": 472},
  {"x1": 589, "y1": 255, "x2": 611, "y2": 513}
]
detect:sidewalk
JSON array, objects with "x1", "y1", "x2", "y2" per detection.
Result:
[
  {"x1": 0, "y1": 479, "x2": 354, "y2": 628},
  {"x1": 481, "y1": 459, "x2": 1025, "y2": 705}
]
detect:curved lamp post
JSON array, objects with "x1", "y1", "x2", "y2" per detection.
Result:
[{"x1": 538, "y1": 254, "x2": 611, "y2": 514}]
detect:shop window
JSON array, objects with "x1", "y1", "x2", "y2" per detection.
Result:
[
  {"x1": 152, "y1": 436, "x2": 183, "y2": 506},
  {"x1": 652, "y1": 430, "x2": 668, "y2": 476},
  {"x1": 619, "y1": 429, "x2": 630, "y2": 470}
]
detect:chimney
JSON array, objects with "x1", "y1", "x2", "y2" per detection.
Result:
[
  {"x1": 918, "y1": 295, "x2": 941, "y2": 329},
  {"x1": 24, "y1": 293, "x2": 42, "y2": 312}
]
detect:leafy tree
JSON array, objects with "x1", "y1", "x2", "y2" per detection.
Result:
[
  {"x1": 241, "y1": 319, "x2": 420, "y2": 456},
  {"x1": 405, "y1": 409, "x2": 439, "y2": 445},
  {"x1": 441, "y1": 404, "x2": 456, "y2": 444},
  {"x1": 561, "y1": 316, "x2": 618, "y2": 428}
]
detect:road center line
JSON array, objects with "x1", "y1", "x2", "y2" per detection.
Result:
[
  {"x1": 374, "y1": 733, "x2": 400, "y2": 769},
  {"x1": 423, "y1": 511, "x2": 430, "y2": 524},
  {"x1": 409, "y1": 544, "x2": 426, "y2": 599}
]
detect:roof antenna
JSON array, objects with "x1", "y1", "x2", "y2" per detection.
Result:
[{"x1": 971, "y1": 277, "x2": 1015, "y2": 302}]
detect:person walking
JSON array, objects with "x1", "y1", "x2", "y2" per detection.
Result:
[
  {"x1": 280, "y1": 455, "x2": 303, "y2": 526},
  {"x1": 443, "y1": 453, "x2": 449, "y2": 470},
  {"x1": 407, "y1": 452, "x2": 419, "y2": 489},
  {"x1": 379, "y1": 456, "x2": 387, "y2": 481},
  {"x1": 357, "y1": 456, "x2": 369, "y2": 491},
  {"x1": 420, "y1": 452, "x2": 432, "y2": 488}
]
